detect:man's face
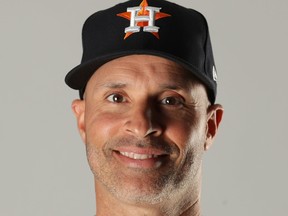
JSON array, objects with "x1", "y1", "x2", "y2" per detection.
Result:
[{"x1": 73, "y1": 55, "x2": 220, "y2": 205}]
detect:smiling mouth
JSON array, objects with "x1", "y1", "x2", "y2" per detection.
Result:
[
  {"x1": 119, "y1": 151, "x2": 159, "y2": 160},
  {"x1": 113, "y1": 149, "x2": 169, "y2": 169}
]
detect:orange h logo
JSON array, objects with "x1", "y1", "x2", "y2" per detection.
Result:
[{"x1": 117, "y1": 0, "x2": 171, "y2": 39}]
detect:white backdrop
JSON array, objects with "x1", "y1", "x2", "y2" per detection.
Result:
[{"x1": 1, "y1": 0, "x2": 287, "y2": 215}]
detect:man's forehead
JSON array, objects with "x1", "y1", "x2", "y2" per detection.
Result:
[{"x1": 88, "y1": 54, "x2": 202, "y2": 87}]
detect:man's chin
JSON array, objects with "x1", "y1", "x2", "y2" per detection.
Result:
[
  {"x1": 112, "y1": 187, "x2": 168, "y2": 205},
  {"x1": 101, "y1": 176, "x2": 173, "y2": 205}
]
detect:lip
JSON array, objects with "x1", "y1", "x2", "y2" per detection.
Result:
[{"x1": 112, "y1": 147, "x2": 169, "y2": 169}]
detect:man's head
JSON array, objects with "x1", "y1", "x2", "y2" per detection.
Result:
[
  {"x1": 65, "y1": 0, "x2": 223, "y2": 214},
  {"x1": 71, "y1": 54, "x2": 223, "y2": 209}
]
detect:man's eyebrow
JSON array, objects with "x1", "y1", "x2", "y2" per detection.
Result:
[
  {"x1": 100, "y1": 82, "x2": 127, "y2": 88},
  {"x1": 96, "y1": 83, "x2": 189, "y2": 91},
  {"x1": 159, "y1": 84, "x2": 187, "y2": 91}
]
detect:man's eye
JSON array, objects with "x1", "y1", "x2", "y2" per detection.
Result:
[
  {"x1": 107, "y1": 93, "x2": 126, "y2": 103},
  {"x1": 160, "y1": 97, "x2": 184, "y2": 106}
]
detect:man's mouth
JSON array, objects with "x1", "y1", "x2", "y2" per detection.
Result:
[
  {"x1": 112, "y1": 148, "x2": 169, "y2": 169},
  {"x1": 119, "y1": 151, "x2": 159, "y2": 160}
]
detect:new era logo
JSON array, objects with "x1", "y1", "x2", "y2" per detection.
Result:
[{"x1": 212, "y1": 66, "x2": 217, "y2": 81}]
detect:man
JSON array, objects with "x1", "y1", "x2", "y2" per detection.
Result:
[{"x1": 65, "y1": 0, "x2": 223, "y2": 215}]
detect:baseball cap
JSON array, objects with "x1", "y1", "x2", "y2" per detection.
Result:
[{"x1": 65, "y1": 0, "x2": 218, "y2": 104}]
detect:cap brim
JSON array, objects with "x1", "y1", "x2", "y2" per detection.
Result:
[{"x1": 65, "y1": 50, "x2": 215, "y2": 97}]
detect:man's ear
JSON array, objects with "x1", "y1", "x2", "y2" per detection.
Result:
[
  {"x1": 204, "y1": 104, "x2": 224, "y2": 151},
  {"x1": 71, "y1": 99, "x2": 86, "y2": 144}
]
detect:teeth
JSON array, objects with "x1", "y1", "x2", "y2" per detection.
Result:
[{"x1": 119, "y1": 152, "x2": 158, "y2": 160}]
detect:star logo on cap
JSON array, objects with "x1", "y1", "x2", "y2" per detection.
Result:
[{"x1": 117, "y1": 0, "x2": 171, "y2": 39}]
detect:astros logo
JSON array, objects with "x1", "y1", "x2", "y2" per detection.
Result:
[{"x1": 117, "y1": 0, "x2": 171, "y2": 39}]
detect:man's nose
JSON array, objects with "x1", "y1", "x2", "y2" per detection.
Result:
[{"x1": 124, "y1": 105, "x2": 163, "y2": 138}]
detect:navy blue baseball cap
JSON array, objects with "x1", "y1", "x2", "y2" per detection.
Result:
[{"x1": 65, "y1": 0, "x2": 218, "y2": 103}]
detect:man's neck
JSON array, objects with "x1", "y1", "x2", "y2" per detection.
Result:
[
  {"x1": 95, "y1": 186, "x2": 201, "y2": 216},
  {"x1": 96, "y1": 200, "x2": 200, "y2": 216}
]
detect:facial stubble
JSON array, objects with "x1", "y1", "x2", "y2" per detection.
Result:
[{"x1": 85, "y1": 136, "x2": 204, "y2": 205}]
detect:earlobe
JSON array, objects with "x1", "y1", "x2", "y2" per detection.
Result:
[
  {"x1": 204, "y1": 104, "x2": 224, "y2": 151},
  {"x1": 71, "y1": 99, "x2": 86, "y2": 143}
]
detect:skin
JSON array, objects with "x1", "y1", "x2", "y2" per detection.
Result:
[{"x1": 72, "y1": 55, "x2": 223, "y2": 216}]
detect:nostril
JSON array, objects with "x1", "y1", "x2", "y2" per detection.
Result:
[
  {"x1": 123, "y1": 108, "x2": 163, "y2": 138},
  {"x1": 124, "y1": 121, "x2": 162, "y2": 138},
  {"x1": 144, "y1": 126, "x2": 159, "y2": 137}
]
